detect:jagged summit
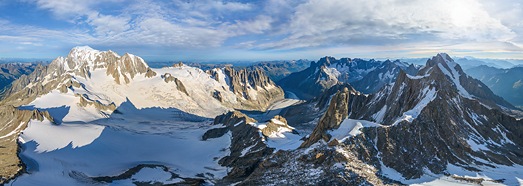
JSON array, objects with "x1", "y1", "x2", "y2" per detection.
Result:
[
  {"x1": 279, "y1": 56, "x2": 419, "y2": 99},
  {"x1": 415, "y1": 53, "x2": 514, "y2": 109},
  {"x1": 48, "y1": 46, "x2": 155, "y2": 84},
  {"x1": 342, "y1": 53, "x2": 516, "y2": 126},
  {"x1": 298, "y1": 53, "x2": 523, "y2": 182}
]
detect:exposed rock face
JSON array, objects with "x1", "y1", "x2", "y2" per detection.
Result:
[
  {"x1": 172, "y1": 62, "x2": 184, "y2": 68},
  {"x1": 59, "y1": 77, "x2": 83, "y2": 93},
  {"x1": 86, "y1": 164, "x2": 206, "y2": 185},
  {"x1": 347, "y1": 53, "x2": 516, "y2": 124},
  {"x1": 212, "y1": 90, "x2": 223, "y2": 102},
  {"x1": 161, "y1": 73, "x2": 175, "y2": 83},
  {"x1": 77, "y1": 94, "x2": 117, "y2": 111},
  {"x1": 301, "y1": 87, "x2": 352, "y2": 148},
  {"x1": 0, "y1": 106, "x2": 54, "y2": 184},
  {"x1": 223, "y1": 66, "x2": 270, "y2": 96},
  {"x1": 278, "y1": 56, "x2": 418, "y2": 99},
  {"x1": 204, "y1": 111, "x2": 273, "y2": 183},
  {"x1": 351, "y1": 60, "x2": 419, "y2": 94},
  {"x1": 162, "y1": 73, "x2": 189, "y2": 96},
  {"x1": 221, "y1": 66, "x2": 284, "y2": 111},
  {"x1": 144, "y1": 68, "x2": 156, "y2": 78},
  {"x1": 60, "y1": 46, "x2": 156, "y2": 84},
  {"x1": 301, "y1": 53, "x2": 523, "y2": 180},
  {"x1": 241, "y1": 145, "x2": 398, "y2": 186},
  {"x1": 174, "y1": 78, "x2": 189, "y2": 96},
  {"x1": 260, "y1": 115, "x2": 296, "y2": 137}
]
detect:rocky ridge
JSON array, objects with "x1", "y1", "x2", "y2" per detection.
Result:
[
  {"x1": 299, "y1": 53, "x2": 523, "y2": 181},
  {"x1": 209, "y1": 66, "x2": 284, "y2": 111},
  {"x1": 278, "y1": 56, "x2": 418, "y2": 99},
  {"x1": 203, "y1": 111, "x2": 273, "y2": 184}
]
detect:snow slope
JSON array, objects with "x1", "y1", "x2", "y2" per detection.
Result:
[
  {"x1": 328, "y1": 119, "x2": 381, "y2": 142},
  {"x1": 13, "y1": 115, "x2": 231, "y2": 185}
]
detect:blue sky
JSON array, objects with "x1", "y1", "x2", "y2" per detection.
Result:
[{"x1": 0, "y1": 0, "x2": 522, "y2": 62}]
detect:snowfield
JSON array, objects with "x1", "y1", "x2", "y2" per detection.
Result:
[
  {"x1": 13, "y1": 115, "x2": 232, "y2": 185},
  {"x1": 328, "y1": 119, "x2": 381, "y2": 142}
]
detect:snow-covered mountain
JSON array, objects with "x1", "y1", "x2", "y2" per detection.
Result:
[
  {"x1": 2, "y1": 46, "x2": 284, "y2": 117},
  {"x1": 0, "y1": 46, "x2": 287, "y2": 184},
  {"x1": 294, "y1": 53, "x2": 523, "y2": 184},
  {"x1": 278, "y1": 56, "x2": 419, "y2": 99}
]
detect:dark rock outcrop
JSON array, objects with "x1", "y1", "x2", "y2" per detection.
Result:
[
  {"x1": 241, "y1": 144, "x2": 398, "y2": 185},
  {"x1": 161, "y1": 73, "x2": 175, "y2": 83},
  {"x1": 77, "y1": 94, "x2": 117, "y2": 111},
  {"x1": 204, "y1": 111, "x2": 273, "y2": 184},
  {"x1": 301, "y1": 87, "x2": 352, "y2": 148},
  {"x1": 174, "y1": 78, "x2": 189, "y2": 96},
  {"x1": 260, "y1": 115, "x2": 297, "y2": 137},
  {"x1": 0, "y1": 106, "x2": 54, "y2": 184}
]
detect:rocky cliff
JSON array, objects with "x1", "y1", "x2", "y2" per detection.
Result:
[
  {"x1": 299, "y1": 53, "x2": 523, "y2": 181},
  {"x1": 0, "y1": 106, "x2": 54, "y2": 183},
  {"x1": 210, "y1": 66, "x2": 284, "y2": 111},
  {"x1": 203, "y1": 111, "x2": 273, "y2": 184}
]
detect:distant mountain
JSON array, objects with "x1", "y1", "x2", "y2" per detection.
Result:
[
  {"x1": 278, "y1": 57, "x2": 419, "y2": 99},
  {"x1": 184, "y1": 60, "x2": 310, "y2": 82},
  {"x1": 466, "y1": 65, "x2": 523, "y2": 107},
  {"x1": 454, "y1": 57, "x2": 515, "y2": 69},
  {"x1": 0, "y1": 63, "x2": 38, "y2": 97},
  {"x1": 246, "y1": 60, "x2": 310, "y2": 82},
  {"x1": 401, "y1": 57, "x2": 517, "y2": 70}
]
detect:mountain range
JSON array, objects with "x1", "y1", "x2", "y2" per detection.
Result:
[
  {"x1": 0, "y1": 47, "x2": 521, "y2": 185},
  {"x1": 466, "y1": 65, "x2": 523, "y2": 108}
]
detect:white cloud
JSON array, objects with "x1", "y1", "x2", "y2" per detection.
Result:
[
  {"x1": 258, "y1": 0, "x2": 516, "y2": 49},
  {"x1": 226, "y1": 15, "x2": 273, "y2": 35},
  {"x1": 29, "y1": 0, "x2": 131, "y2": 37},
  {"x1": 3, "y1": 0, "x2": 523, "y2": 59},
  {"x1": 478, "y1": 0, "x2": 523, "y2": 42},
  {"x1": 173, "y1": 0, "x2": 253, "y2": 12}
]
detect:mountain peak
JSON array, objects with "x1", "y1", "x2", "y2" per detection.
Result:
[
  {"x1": 437, "y1": 52, "x2": 451, "y2": 60},
  {"x1": 425, "y1": 53, "x2": 455, "y2": 68},
  {"x1": 46, "y1": 46, "x2": 155, "y2": 84},
  {"x1": 72, "y1": 45, "x2": 96, "y2": 51}
]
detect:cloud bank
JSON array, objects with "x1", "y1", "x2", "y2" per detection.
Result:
[{"x1": 0, "y1": 0, "x2": 522, "y2": 60}]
